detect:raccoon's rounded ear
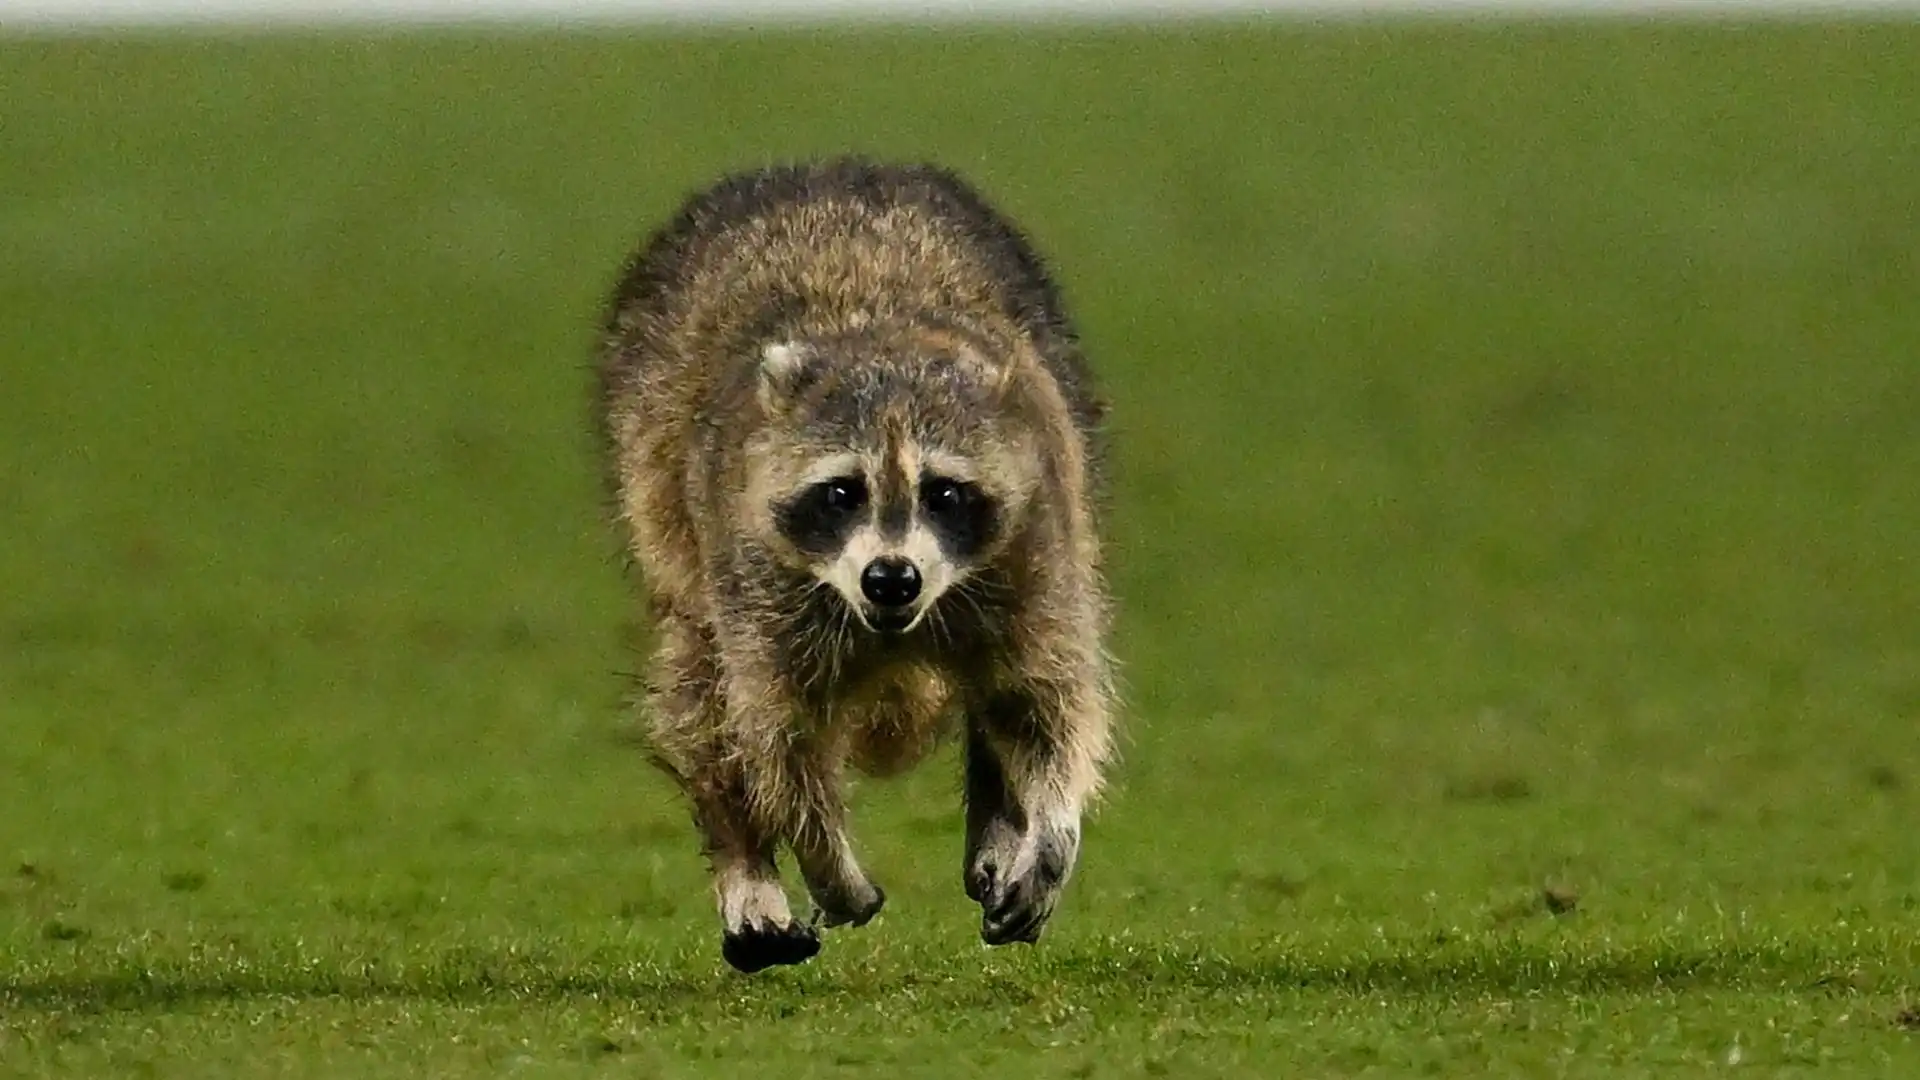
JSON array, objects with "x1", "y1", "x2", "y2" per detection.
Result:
[
  {"x1": 757, "y1": 341, "x2": 816, "y2": 411},
  {"x1": 954, "y1": 344, "x2": 1017, "y2": 396}
]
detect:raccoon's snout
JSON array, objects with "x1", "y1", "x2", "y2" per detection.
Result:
[{"x1": 860, "y1": 557, "x2": 922, "y2": 610}]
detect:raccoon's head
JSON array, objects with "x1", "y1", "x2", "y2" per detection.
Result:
[{"x1": 744, "y1": 332, "x2": 1043, "y2": 635}]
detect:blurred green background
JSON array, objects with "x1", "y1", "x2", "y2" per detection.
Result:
[{"x1": 2, "y1": 21, "x2": 1918, "y2": 1077}]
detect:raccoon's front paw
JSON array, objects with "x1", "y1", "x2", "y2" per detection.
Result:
[
  {"x1": 810, "y1": 879, "x2": 886, "y2": 930},
  {"x1": 721, "y1": 919, "x2": 821, "y2": 973},
  {"x1": 967, "y1": 821, "x2": 1079, "y2": 946}
]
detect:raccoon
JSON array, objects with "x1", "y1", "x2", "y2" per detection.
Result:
[{"x1": 594, "y1": 158, "x2": 1116, "y2": 973}]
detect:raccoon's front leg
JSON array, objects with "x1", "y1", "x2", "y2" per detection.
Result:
[
  {"x1": 687, "y1": 776, "x2": 822, "y2": 974},
  {"x1": 963, "y1": 686, "x2": 1108, "y2": 946},
  {"x1": 647, "y1": 621, "x2": 820, "y2": 974}
]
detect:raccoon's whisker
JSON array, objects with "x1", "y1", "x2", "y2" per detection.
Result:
[
  {"x1": 946, "y1": 577, "x2": 997, "y2": 625},
  {"x1": 820, "y1": 601, "x2": 853, "y2": 685},
  {"x1": 822, "y1": 605, "x2": 851, "y2": 684},
  {"x1": 923, "y1": 601, "x2": 950, "y2": 647},
  {"x1": 962, "y1": 573, "x2": 1015, "y2": 602},
  {"x1": 780, "y1": 580, "x2": 847, "y2": 692},
  {"x1": 802, "y1": 591, "x2": 851, "y2": 687}
]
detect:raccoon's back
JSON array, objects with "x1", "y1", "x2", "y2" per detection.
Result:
[{"x1": 594, "y1": 158, "x2": 1104, "y2": 461}]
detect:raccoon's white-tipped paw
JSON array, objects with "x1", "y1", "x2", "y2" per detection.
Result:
[
  {"x1": 969, "y1": 823, "x2": 1078, "y2": 946},
  {"x1": 721, "y1": 920, "x2": 820, "y2": 973},
  {"x1": 811, "y1": 881, "x2": 886, "y2": 930}
]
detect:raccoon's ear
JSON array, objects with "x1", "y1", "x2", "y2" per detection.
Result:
[
  {"x1": 953, "y1": 343, "x2": 1017, "y2": 396},
  {"x1": 757, "y1": 341, "x2": 816, "y2": 411}
]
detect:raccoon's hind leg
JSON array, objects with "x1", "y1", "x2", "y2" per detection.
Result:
[
  {"x1": 963, "y1": 679, "x2": 1111, "y2": 946},
  {"x1": 793, "y1": 819, "x2": 886, "y2": 930},
  {"x1": 742, "y1": 732, "x2": 886, "y2": 931},
  {"x1": 645, "y1": 618, "x2": 819, "y2": 973}
]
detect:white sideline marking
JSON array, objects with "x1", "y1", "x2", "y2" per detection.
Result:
[{"x1": 3, "y1": 0, "x2": 1918, "y2": 31}]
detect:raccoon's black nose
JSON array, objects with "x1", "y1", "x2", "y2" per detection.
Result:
[{"x1": 860, "y1": 557, "x2": 922, "y2": 608}]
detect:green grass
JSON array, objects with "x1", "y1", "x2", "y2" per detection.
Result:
[{"x1": 4, "y1": 19, "x2": 1920, "y2": 1077}]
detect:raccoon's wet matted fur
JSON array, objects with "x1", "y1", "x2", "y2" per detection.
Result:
[{"x1": 595, "y1": 157, "x2": 1116, "y2": 973}]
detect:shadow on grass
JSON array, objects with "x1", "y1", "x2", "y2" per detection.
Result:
[{"x1": 4, "y1": 935, "x2": 1899, "y2": 1015}]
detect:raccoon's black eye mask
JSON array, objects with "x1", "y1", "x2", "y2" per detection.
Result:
[
  {"x1": 777, "y1": 476, "x2": 869, "y2": 556},
  {"x1": 918, "y1": 475, "x2": 998, "y2": 560}
]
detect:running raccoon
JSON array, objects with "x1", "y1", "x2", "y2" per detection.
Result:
[{"x1": 595, "y1": 157, "x2": 1116, "y2": 973}]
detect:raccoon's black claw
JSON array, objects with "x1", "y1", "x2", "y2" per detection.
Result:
[
  {"x1": 722, "y1": 920, "x2": 821, "y2": 973},
  {"x1": 812, "y1": 882, "x2": 886, "y2": 930},
  {"x1": 972, "y1": 856, "x2": 1052, "y2": 945},
  {"x1": 979, "y1": 879, "x2": 1054, "y2": 946},
  {"x1": 983, "y1": 908, "x2": 1048, "y2": 946}
]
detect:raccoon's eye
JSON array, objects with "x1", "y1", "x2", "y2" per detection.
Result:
[
  {"x1": 822, "y1": 477, "x2": 868, "y2": 515},
  {"x1": 778, "y1": 476, "x2": 868, "y2": 556},
  {"x1": 919, "y1": 478, "x2": 971, "y2": 517},
  {"x1": 918, "y1": 476, "x2": 998, "y2": 560}
]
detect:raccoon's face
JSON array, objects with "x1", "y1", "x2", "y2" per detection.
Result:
[
  {"x1": 748, "y1": 338, "x2": 1036, "y2": 635},
  {"x1": 774, "y1": 448, "x2": 1004, "y2": 634}
]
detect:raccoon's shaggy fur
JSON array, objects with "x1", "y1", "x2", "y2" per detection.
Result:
[{"x1": 595, "y1": 158, "x2": 1116, "y2": 973}]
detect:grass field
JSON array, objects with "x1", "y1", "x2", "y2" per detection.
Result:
[{"x1": 4, "y1": 19, "x2": 1920, "y2": 1077}]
